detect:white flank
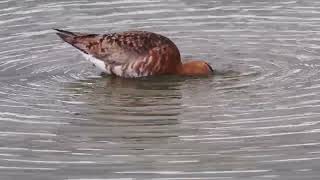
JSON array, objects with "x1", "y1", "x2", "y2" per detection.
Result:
[
  {"x1": 79, "y1": 51, "x2": 107, "y2": 73},
  {"x1": 126, "y1": 61, "x2": 139, "y2": 77},
  {"x1": 112, "y1": 66, "x2": 123, "y2": 76}
]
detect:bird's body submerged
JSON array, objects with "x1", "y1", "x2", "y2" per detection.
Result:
[{"x1": 55, "y1": 29, "x2": 213, "y2": 78}]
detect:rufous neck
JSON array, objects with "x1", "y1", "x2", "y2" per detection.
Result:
[{"x1": 176, "y1": 61, "x2": 212, "y2": 76}]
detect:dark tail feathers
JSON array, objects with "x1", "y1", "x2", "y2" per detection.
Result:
[{"x1": 54, "y1": 28, "x2": 99, "y2": 55}]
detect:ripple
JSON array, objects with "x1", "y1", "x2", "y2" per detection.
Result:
[
  {"x1": 115, "y1": 169, "x2": 271, "y2": 174},
  {"x1": 0, "y1": 166, "x2": 56, "y2": 170},
  {"x1": 0, "y1": 0, "x2": 320, "y2": 179}
]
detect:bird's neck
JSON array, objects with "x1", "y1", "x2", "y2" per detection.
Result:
[{"x1": 176, "y1": 61, "x2": 211, "y2": 76}]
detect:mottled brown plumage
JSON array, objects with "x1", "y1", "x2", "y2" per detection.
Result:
[{"x1": 55, "y1": 29, "x2": 213, "y2": 78}]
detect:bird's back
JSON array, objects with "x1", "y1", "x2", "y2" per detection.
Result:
[{"x1": 56, "y1": 29, "x2": 182, "y2": 77}]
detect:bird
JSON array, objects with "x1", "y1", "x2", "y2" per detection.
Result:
[{"x1": 54, "y1": 29, "x2": 214, "y2": 78}]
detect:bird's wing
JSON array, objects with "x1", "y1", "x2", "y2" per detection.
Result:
[{"x1": 55, "y1": 29, "x2": 180, "y2": 66}]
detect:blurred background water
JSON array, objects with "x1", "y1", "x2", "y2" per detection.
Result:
[{"x1": 0, "y1": 0, "x2": 320, "y2": 179}]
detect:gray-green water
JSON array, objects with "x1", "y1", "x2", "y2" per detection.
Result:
[{"x1": 1, "y1": 0, "x2": 320, "y2": 179}]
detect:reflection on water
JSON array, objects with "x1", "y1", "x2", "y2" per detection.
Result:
[
  {"x1": 0, "y1": 0, "x2": 320, "y2": 179},
  {"x1": 62, "y1": 76, "x2": 183, "y2": 144}
]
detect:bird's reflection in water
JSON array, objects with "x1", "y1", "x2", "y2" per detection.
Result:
[{"x1": 61, "y1": 75, "x2": 185, "y2": 146}]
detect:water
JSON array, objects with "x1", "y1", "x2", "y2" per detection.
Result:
[{"x1": 0, "y1": 0, "x2": 320, "y2": 179}]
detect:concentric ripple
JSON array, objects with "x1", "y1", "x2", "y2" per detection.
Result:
[{"x1": 0, "y1": 0, "x2": 320, "y2": 179}]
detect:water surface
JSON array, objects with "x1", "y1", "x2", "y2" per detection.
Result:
[{"x1": 0, "y1": 0, "x2": 320, "y2": 179}]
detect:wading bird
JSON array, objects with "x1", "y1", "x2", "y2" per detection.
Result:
[{"x1": 55, "y1": 29, "x2": 214, "y2": 78}]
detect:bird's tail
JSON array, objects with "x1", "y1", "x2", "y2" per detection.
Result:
[{"x1": 54, "y1": 28, "x2": 99, "y2": 54}]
